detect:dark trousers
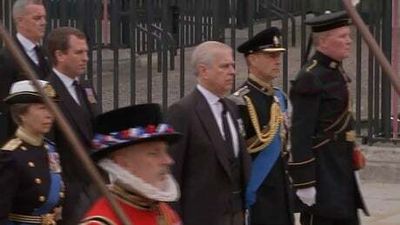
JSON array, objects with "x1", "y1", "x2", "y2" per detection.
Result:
[
  {"x1": 219, "y1": 211, "x2": 245, "y2": 225},
  {"x1": 300, "y1": 212, "x2": 359, "y2": 225}
]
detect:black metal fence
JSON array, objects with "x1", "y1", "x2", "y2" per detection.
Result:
[{"x1": 0, "y1": 0, "x2": 397, "y2": 144}]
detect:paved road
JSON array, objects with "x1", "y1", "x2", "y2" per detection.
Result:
[
  {"x1": 361, "y1": 182, "x2": 400, "y2": 225},
  {"x1": 294, "y1": 182, "x2": 400, "y2": 225}
]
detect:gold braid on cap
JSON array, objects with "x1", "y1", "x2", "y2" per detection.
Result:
[{"x1": 244, "y1": 95, "x2": 285, "y2": 153}]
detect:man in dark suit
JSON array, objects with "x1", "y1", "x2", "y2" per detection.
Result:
[
  {"x1": 46, "y1": 26, "x2": 100, "y2": 225},
  {"x1": 289, "y1": 11, "x2": 368, "y2": 225},
  {"x1": 230, "y1": 27, "x2": 294, "y2": 225},
  {"x1": 167, "y1": 41, "x2": 251, "y2": 225},
  {"x1": 0, "y1": 0, "x2": 51, "y2": 145}
]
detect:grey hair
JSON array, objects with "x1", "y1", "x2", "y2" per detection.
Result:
[
  {"x1": 191, "y1": 41, "x2": 232, "y2": 76},
  {"x1": 9, "y1": 103, "x2": 31, "y2": 126},
  {"x1": 312, "y1": 30, "x2": 331, "y2": 47},
  {"x1": 12, "y1": 0, "x2": 43, "y2": 20}
]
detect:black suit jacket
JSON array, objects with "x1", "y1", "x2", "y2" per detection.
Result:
[
  {"x1": 167, "y1": 88, "x2": 251, "y2": 225},
  {"x1": 0, "y1": 39, "x2": 51, "y2": 144},
  {"x1": 48, "y1": 72, "x2": 100, "y2": 225}
]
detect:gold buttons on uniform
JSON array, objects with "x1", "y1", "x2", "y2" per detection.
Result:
[
  {"x1": 34, "y1": 178, "x2": 42, "y2": 184},
  {"x1": 21, "y1": 146, "x2": 27, "y2": 151},
  {"x1": 39, "y1": 196, "x2": 46, "y2": 202},
  {"x1": 28, "y1": 162, "x2": 35, "y2": 167},
  {"x1": 59, "y1": 192, "x2": 65, "y2": 198}
]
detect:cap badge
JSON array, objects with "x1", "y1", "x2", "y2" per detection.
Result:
[
  {"x1": 43, "y1": 83, "x2": 56, "y2": 98},
  {"x1": 273, "y1": 36, "x2": 280, "y2": 46}
]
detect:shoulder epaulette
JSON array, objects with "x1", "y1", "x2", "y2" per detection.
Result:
[
  {"x1": 229, "y1": 85, "x2": 249, "y2": 105},
  {"x1": 306, "y1": 59, "x2": 318, "y2": 72},
  {"x1": 1, "y1": 138, "x2": 22, "y2": 151}
]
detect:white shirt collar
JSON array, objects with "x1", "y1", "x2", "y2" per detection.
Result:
[
  {"x1": 196, "y1": 84, "x2": 220, "y2": 106},
  {"x1": 16, "y1": 33, "x2": 37, "y2": 52},
  {"x1": 53, "y1": 68, "x2": 77, "y2": 88}
]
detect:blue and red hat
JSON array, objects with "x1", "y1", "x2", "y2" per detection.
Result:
[{"x1": 91, "y1": 103, "x2": 182, "y2": 160}]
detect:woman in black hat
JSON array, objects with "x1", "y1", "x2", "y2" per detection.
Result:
[
  {"x1": 80, "y1": 104, "x2": 182, "y2": 225},
  {"x1": 0, "y1": 80, "x2": 64, "y2": 225}
]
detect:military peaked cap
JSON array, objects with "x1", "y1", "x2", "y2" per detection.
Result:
[
  {"x1": 4, "y1": 80, "x2": 57, "y2": 104},
  {"x1": 237, "y1": 26, "x2": 286, "y2": 55},
  {"x1": 305, "y1": 10, "x2": 351, "y2": 33}
]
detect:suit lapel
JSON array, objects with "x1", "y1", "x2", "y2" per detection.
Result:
[
  {"x1": 15, "y1": 39, "x2": 48, "y2": 79},
  {"x1": 225, "y1": 100, "x2": 246, "y2": 151},
  {"x1": 50, "y1": 74, "x2": 92, "y2": 142},
  {"x1": 193, "y1": 90, "x2": 233, "y2": 180},
  {"x1": 225, "y1": 99, "x2": 251, "y2": 184}
]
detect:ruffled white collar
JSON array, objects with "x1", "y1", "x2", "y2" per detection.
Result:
[{"x1": 98, "y1": 159, "x2": 180, "y2": 202}]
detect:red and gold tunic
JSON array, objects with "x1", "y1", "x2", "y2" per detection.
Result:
[{"x1": 80, "y1": 186, "x2": 181, "y2": 225}]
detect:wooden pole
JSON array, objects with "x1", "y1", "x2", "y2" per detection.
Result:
[{"x1": 342, "y1": 0, "x2": 400, "y2": 95}]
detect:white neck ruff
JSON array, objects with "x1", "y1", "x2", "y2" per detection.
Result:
[{"x1": 98, "y1": 159, "x2": 180, "y2": 202}]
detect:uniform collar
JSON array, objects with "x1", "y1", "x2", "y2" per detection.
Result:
[
  {"x1": 15, "y1": 127, "x2": 43, "y2": 146},
  {"x1": 313, "y1": 51, "x2": 341, "y2": 69},
  {"x1": 248, "y1": 74, "x2": 274, "y2": 95}
]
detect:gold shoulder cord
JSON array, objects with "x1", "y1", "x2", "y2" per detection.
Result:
[{"x1": 243, "y1": 95, "x2": 284, "y2": 153}]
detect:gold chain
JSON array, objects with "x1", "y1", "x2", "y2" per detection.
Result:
[{"x1": 244, "y1": 95, "x2": 283, "y2": 153}]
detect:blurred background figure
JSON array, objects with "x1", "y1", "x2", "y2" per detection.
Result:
[{"x1": 0, "y1": 0, "x2": 51, "y2": 145}]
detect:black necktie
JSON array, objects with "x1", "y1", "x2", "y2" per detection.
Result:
[
  {"x1": 34, "y1": 45, "x2": 47, "y2": 78},
  {"x1": 219, "y1": 98, "x2": 234, "y2": 157},
  {"x1": 73, "y1": 80, "x2": 86, "y2": 107}
]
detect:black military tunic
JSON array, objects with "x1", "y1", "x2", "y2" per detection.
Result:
[
  {"x1": 289, "y1": 51, "x2": 368, "y2": 219},
  {"x1": 0, "y1": 128, "x2": 64, "y2": 224},
  {"x1": 231, "y1": 75, "x2": 294, "y2": 225}
]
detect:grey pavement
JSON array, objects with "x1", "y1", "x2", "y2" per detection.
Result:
[
  {"x1": 294, "y1": 182, "x2": 400, "y2": 225},
  {"x1": 358, "y1": 144, "x2": 400, "y2": 225},
  {"x1": 360, "y1": 182, "x2": 400, "y2": 225}
]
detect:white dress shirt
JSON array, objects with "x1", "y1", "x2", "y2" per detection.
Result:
[
  {"x1": 197, "y1": 84, "x2": 239, "y2": 157},
  {"x1": 53, "y1": 69, "x2": 81, "y2": 105},
  {"x1": 16, "y1": 33, "x2": 40, "y2": 65}
]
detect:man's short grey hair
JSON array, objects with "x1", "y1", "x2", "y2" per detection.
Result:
[
  {"x1": 191, "y1": 41, "x2": 232, "y2": 76},
  {"x1": 12, "y1": 0, "x2": 43, "y2": 20},
  {"x1": 312, "y1": 30, "x2": 331, "y2": 47}
]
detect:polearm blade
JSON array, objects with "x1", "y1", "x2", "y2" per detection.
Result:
[
  {"x1": 0, "y1": 23, "x2": 133, "y2": 225},
  {"x1": 342, "y1": 0, "x2": 400, "y2": 95}
]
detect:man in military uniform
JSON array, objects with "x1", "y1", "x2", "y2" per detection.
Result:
[
  {"x1": 230, "y1": 27, "x2": 294, "y2": 225},
  {"x1": 0, "y1": 80, "x2": 64, "y2": 224},
  {"x1": 289, "y1": 11, "x2": 368, "y2": 225}
]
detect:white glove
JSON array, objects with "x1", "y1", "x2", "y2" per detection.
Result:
[{"x1": 296, "y1": 186, "x2": 316, "y2": 206}]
